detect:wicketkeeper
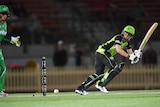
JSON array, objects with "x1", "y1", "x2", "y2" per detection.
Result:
[
  {"x1": 75, "y1": 25, "x2": 142, "y2": 95},
  {"x1": 0, "y1": 5, "x2": 21, "y2": 97}
]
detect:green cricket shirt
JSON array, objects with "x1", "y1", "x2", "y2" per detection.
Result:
[
  {"x1": 96, "y1": 34, "x2": 131, "y2": 56},
  {"x1": 0, "y1": 22, "x2": 7, "y2": 42}
]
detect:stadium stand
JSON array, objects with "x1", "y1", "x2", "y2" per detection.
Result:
[
  {"x1": 1, "y1": 0, "x2": 160, "y2": 67},
  {"x1": 2, "y1": 0, "x2": 160, "y2": 43}
]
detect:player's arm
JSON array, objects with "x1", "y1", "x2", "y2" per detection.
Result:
[
  {"x1": 126, "y1": 48, "x2": 133, "y2": 54},
  {"x1": 3, "y1": 37, "x2": 10, "y2": 42},
  {"x1": 126, "y1": 43, "x2": 142, "y2": 59},
  {"x1": 114, "y1": 35, "x2": 138, "y2": 63},
  {"x1": 3, "y1": 36, "x2": 21, "y2": 47},
  {"x1": 115, "y1": 44, "x2": 139, "y2": 64},
  {"x1": 115, "y1": 35, "x2": 130, "y2": 58},
  {"x1": 115, "y1": 44, "x2": 129, "y2": 58}
]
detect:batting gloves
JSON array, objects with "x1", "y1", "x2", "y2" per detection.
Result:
[
  {"x1": 11, "y1": 36, "x2": 21, "y2": 47},
  {"x1": 128, "y1": 53, "x2": 139, "y2": 64},
  {"x1": 134, "y1": 50, "x2": 142, "y2": 58}
]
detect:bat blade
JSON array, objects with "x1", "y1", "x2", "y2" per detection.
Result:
[{"x1": 139, "y1": 22, "x2": 158, "y2": 51}]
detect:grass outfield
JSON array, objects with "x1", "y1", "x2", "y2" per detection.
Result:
[{"x1": 0, "y1": 90, "x2": 160, "y2": 107}]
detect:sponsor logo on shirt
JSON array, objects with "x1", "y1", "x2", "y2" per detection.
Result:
[{"x1": 0, "y1": 30, "x2": 7, "y2": 35}]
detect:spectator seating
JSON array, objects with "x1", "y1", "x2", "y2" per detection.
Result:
[{"x1": 8, "y1": 0, "x2": 65, "y2": 30}]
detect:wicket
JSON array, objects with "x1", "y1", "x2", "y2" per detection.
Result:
[{"x1": 42, "y1": 56, "x2": 47, "y2": 96}]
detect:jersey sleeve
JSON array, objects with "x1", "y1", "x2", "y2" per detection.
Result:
[
  {"x1": 114, "y1": 35, "x2": 122, "y2": 45},
  {"x1": 3, "y1": 37, "x2": 11, "y2": 43}
]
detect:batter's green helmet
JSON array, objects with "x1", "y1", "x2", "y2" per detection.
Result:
[
  {"x1": 123, "y1": 25, "x2": 135, "y2": 36},
  {"x1": 0, "y1": 5, "x2": 9, "y2": 13}
]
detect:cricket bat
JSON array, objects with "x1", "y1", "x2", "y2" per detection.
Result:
[{"x1": 138, "y1": 22, "x2": 158, "y2": 51}]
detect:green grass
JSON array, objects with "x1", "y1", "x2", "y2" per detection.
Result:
[{"x1": 0, "y1": 90, "x2": 160, "y2": 107}]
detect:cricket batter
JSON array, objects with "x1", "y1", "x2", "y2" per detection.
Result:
[
  {"x1": 0, "y1": 5, "x2": 21, "y2": 97},
  {"x1": 75, "y1": 25, "x2": 142, "y2": 95}
]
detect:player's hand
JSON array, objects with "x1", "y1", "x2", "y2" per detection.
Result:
[
  {"x1": 128, "y1": 53, "x2": 139, "y2": 64},
  {"x1": 11, "y1": 36, "x2": 21, "y2": 47},
  {"x1": 134, "y1": 49, "x2": 142, "y2": 58},
  {"x1": 131, "y1": 57, "x2": 140, "y2": 64}
]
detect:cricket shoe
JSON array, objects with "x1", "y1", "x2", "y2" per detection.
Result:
[
  {"x1": 0, "y1": 91, "x2": 8, "y2": 97},
  {"x1": 75, "y1": 89, "x2": 88, "y2": 95},
  {"x1": 95, "y1": 84, "x2": 109, "y2": 94}
]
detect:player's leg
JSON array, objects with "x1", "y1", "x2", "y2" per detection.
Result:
[
  {"x1": 75, "y1": 52, "x2": 105, "y2": 95},
  {"x1": 95, "y1": 54, "x2": 117, "y2": 93},
  {"x1": 97, "y1": 62, "x2": 125, "y2": 92},
  {"x1": 76, "y1": 73, "x2": 104, "y2": 90},
  {"x1": 0, "y1": 50, "x2": 8, "y2": 97},
  {"x1": 75, "y1": 65, "x2": 105, "y2": 94}
]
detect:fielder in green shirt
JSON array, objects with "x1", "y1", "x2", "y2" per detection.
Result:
[
  {"x1": 75, "y1": 25, "x2": 142, "y2": 95},
  {"x1": 0, "y1": 5, "x2": 21, "y2": 97}
]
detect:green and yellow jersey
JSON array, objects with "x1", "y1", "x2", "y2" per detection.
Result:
[{"x1": 96, "y1": 34, "x2": 131, "y2": 56}]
